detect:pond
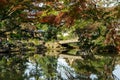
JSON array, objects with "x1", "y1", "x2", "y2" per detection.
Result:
[{"x1": 0, "y1": 49, "x2": 120, "y2": 80}]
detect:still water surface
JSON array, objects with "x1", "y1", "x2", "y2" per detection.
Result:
[{"x1": 0, "y1": 50, "x2": 120, "y2": 80}]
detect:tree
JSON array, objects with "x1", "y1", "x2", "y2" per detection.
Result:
[{"x1": 0, "y1": 0, "x2": 120, "y2": 53}]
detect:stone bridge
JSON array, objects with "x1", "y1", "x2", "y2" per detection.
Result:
[
  {"x1": 58, "y1": 38, "x2": 79, "y2": 44},
  {"x1": 45, "y1": 38, "x2": 79, "y2": 49},
  {"x1": 59, "y1": 54, "x2": 83, "y2": 65}
]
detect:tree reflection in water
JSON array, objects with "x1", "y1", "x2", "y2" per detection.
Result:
[
  {"x1": 24, "y1": 54, "x2": 58, "y2": 80},
  {"x1": 0, "y1": 53, "x2": 28, "y2": 80},
  {"x1": 112, "y1": 64, "x2": 120, "y2": 80},
  {"x1": 57, "y1": 57, "x2": 77, "y2": 79},
  {"x1": 0, "y1": 50, "x2": 120, "y2": 80}
]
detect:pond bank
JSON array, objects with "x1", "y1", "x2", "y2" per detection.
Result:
[{"x1": 0, "y1": 39, "x2": 46, "y2": 53}]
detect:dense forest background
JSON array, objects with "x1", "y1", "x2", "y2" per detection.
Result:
[{"x1": 0, "y1": 0, "x2": 120, "y2": 53}]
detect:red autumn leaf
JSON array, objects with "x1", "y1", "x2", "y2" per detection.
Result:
[
  {"x1": 54, "y1": 12, "x2": 65, "y2": 24},
  {"x1": 39, "y1": 15, "x2": 56, "y2": 24}
]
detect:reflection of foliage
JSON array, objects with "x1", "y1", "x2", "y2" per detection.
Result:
[
  {"x1": 28, "y1": 54, "x2": 57, "y2": 79},
  {"x1": 57, "y1": 61, "x2": 77, "y2": 79},
  {"x1": 0, "y1": 0, "x2": 120, "y2": 80},
  {"x1": 72, "y1": 55, "x2": 115, "y2": 80},
  {"x1": 0, "y1": 54, "x2": 28, "y2": 80}
]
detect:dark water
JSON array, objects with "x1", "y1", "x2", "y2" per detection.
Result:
[{"x1": 0, "y1": 49, "x2": 120, "y2": 80}]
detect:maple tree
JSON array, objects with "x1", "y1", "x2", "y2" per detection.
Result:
[{"x1": 0, "y1": 0, "x2": 120, "y2": 53}]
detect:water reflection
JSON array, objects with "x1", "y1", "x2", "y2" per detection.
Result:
[
  {"x1": 57, "y1": 57, "x2": 77, "y2": 79},
  {"x1": 89, "y1": 74, "x2": 98, "y2": 80},
  {"x1": 24, "y1": 60, "x2": 43, "y2": 80},
  {"x1": 24, "y1": 54, "x2": 58, "y2": 80},
  {"x1": 0, "y1": 53, "x2": 27, "y2": 80},
  {"x1": 24, "y1": 57, "x2": 77, "y2": 80},
  {"x1": 0, "y1": 50, "x2": 120, "y2": 80},
  {"x1": 112, "y1": 64, "x2": 120, "y2": 80}
]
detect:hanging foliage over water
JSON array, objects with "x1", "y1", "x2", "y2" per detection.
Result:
[{"x1": 0, "y1": 0, "x2": 120, "y2": 53}]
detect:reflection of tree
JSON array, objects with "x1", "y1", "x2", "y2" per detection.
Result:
[
  {"x1": 57, "y1": 58, "x2": 78, "y2": 80},
  {"x1": 0, "y1": 54, "x2": 28, "y2": 80},
  {"x1": 24, "y1": 61, "x2": 43, "y2": 80},
  {"x1": 72, "y1": 55, "x2": 116, "y2": 80},
  {"x1": 27, "y1": 54, "x2": 58, "y2": 80}
]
